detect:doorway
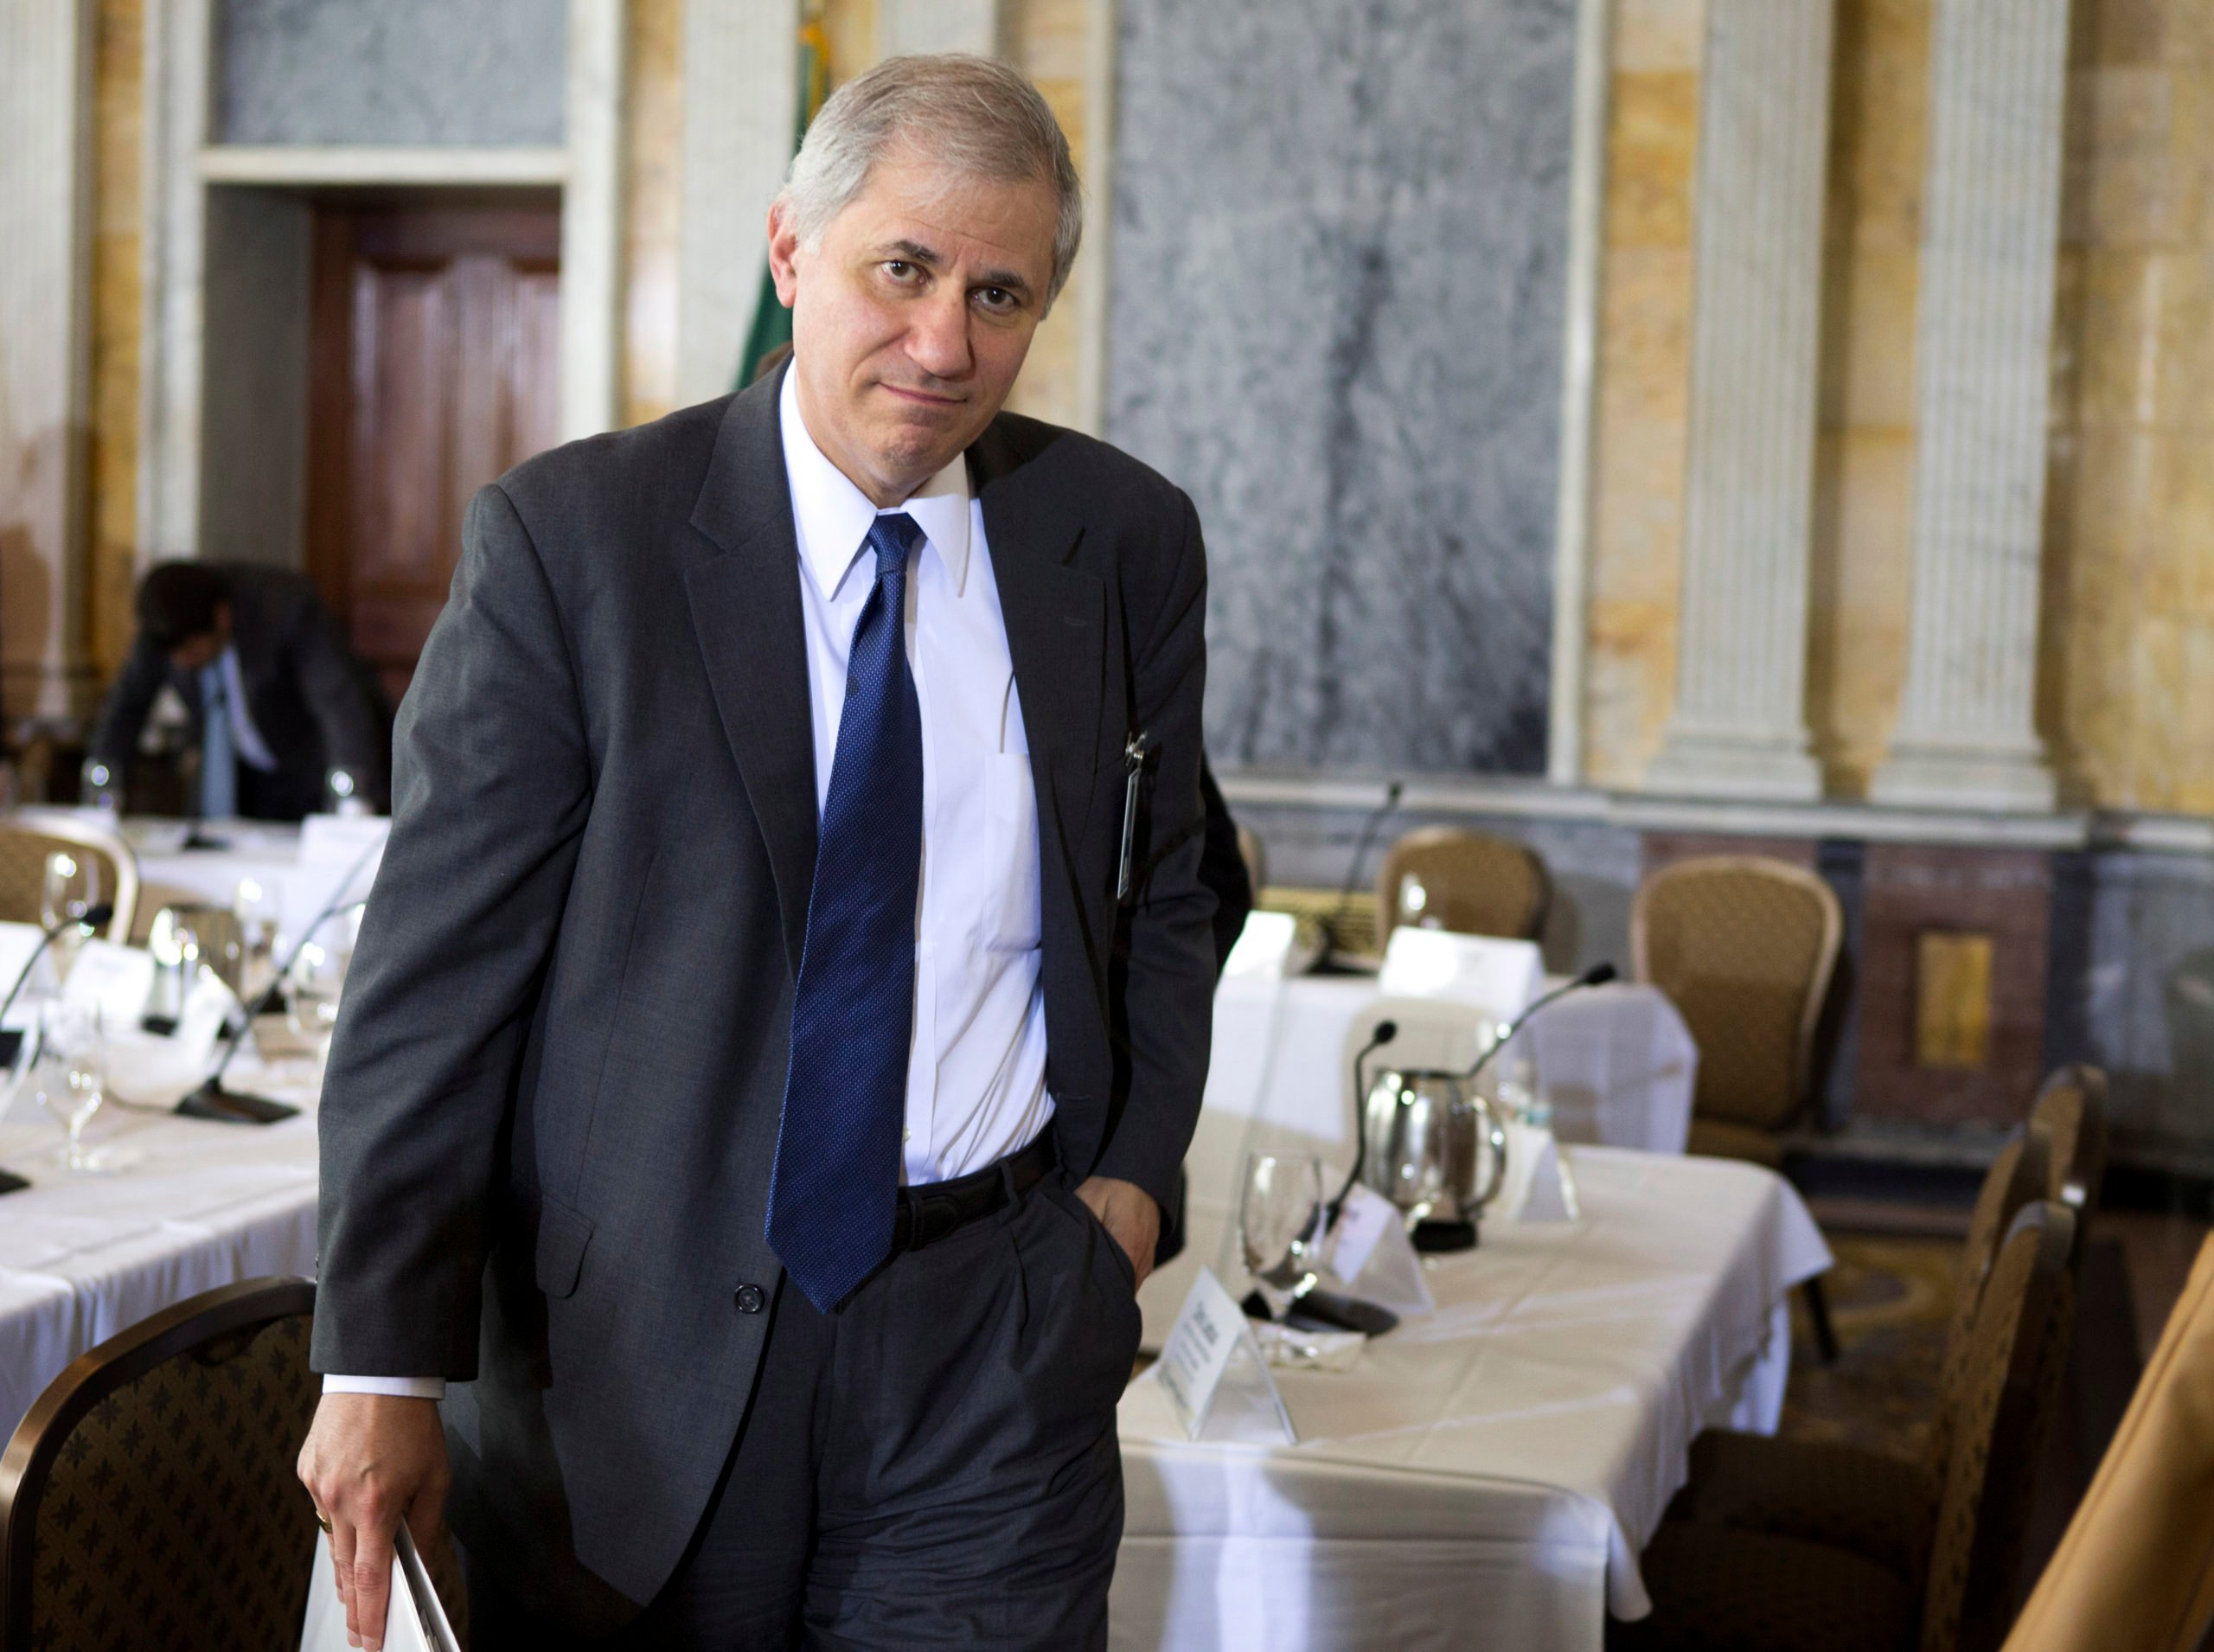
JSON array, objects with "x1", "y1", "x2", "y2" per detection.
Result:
[{"x1": 304, "y1": 197, "x2": 562, "y2": 707}]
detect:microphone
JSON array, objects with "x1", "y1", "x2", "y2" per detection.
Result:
[
  {"x1": 1328, "y1": 779, "x2": 1403, "y2": 960},
  {"x1": 0, "y1": 904, "x2": 118, "y2": 1067},
  {"x1": 178, "y1": 895, "x2": 369, "y2": 1124},
  {"x1": 1330, "y1": 1017, "x2": 1400, "y2": 1223},
  {"x1": 1460, "y1": 962, "x2": 1618, "y2": 1086}
]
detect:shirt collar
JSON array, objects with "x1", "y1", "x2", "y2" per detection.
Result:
[{"x1": 779, "y1": 367, "x2": 971, "y2": 601}]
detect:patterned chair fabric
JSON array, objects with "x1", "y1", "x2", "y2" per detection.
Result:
[
  {"x1": 1374, "y1": 827, "x2": 1550, "y2": 948},
  {"x1": 1663, "y1": 1130, "x2": 2051, "y2": 1592},
  {"x1": 0, "y1": 810, "x2": 139, "y2": 940},
  {"x1": 1617, "y1": 1201, "x2": 2076, "y2": 1652},
  {"x1": 1632, "y1": 856, "x2": 1841, "y2": 1142},
  {"x1": 2029, "y1": 1066, "x2": 2108, "y2": 1229},
  {"x1": 0, "y1": 1278, "x2": 468, "y2": 1651}
]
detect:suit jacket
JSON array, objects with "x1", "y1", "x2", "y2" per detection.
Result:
[
  {"x1": 310, "y1": 365, "x2": 1216, "y2": 1619},
  {"x1": 88, "y1": 562, "x2": 389, "y2": 817}
]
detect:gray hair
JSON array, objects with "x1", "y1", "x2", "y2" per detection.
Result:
[{"x1": 777, "y1": 54, "x2": 1083, "y2": 305}]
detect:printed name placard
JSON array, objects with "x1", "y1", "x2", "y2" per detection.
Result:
[
  {"x1": 1155, "y1": 1267, "x2": 1296, "y2": 1444},
  {"x1": 1324, "y1": 1183, "x2": 1435, "y2": 1317}
]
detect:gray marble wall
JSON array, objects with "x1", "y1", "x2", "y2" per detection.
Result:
[
  {"x1": 214, "y1": 0, "x2": 566, "y2": 146},
  {"x1": 1107, "y1": 0, "x2": 1577, "y2": 774}
]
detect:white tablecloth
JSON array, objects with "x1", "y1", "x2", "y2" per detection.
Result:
[
  {"x1": 1114, "y1": 1148, "x2": 1832, "y2": 1651},
  {"x1": 1144, "y1": 976, "x2": 1698, "y2": 1351},
  {"x1": 0, "y1": 1053, "x2": 322, "y2": 1432}
]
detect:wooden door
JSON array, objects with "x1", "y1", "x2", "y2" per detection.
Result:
[{"x1": 307, "y1": 201, "x2": 561, "y2": 706}]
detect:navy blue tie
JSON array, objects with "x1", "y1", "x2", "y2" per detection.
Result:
[{"x1": 766, "y1": 513, "x2": 925, "y2": 1311}]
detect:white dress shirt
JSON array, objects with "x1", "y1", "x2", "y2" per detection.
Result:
[
  {"x1": 327, "y1": 373, "x2": 1052, "y2": 1399},
  {"x1": 217, "y1": 645, "x2": 280, "y2": 772}
]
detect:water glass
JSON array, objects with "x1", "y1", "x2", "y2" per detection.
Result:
[
  {"x1": 1240, "y1": 1153, "x2": 1327, "y2": 1314},
  {"x1": 41, "y1": 850, "x2": 106, "y2": 932},
  {"x1": 31, "y1": 1004, "x2": 107, "y2": 1172},
  {"x1": 232, "y1": 877, "x2": 280, "y2": 1006},
  {"x1": 284, "y1": 908, "x2": 360, "y2": 1056}
]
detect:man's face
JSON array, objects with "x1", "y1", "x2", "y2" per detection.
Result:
[
  {"x1": 769, "y1": 149, "x2": 1058, "y2": 506},
  {"x1": 165, "y1": 605, "x2": 230, "y2": 673}
]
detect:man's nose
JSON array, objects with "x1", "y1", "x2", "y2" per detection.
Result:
[{"x1": 905, "y1": 290, "x2": 974, "y2": 381}]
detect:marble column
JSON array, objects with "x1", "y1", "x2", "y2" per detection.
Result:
[
  {"x1": 879, "y1": 0, "x2": 1002, "y2": 57},
  {"x1": 1871, "y1": 0, "x2": 2070, "y2": 811},
  {"x1": 0, "y1": 0, "x2": 99, "y2": 729},
  {"x1": 1642, "y1": 0, "x2": 1833, "y2": 803}
]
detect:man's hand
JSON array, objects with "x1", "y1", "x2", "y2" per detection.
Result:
[
  {"x1": 297, "y1": 1393, "x2": 451, "y2": 1652},
  {"x1": 1075, "y1": 1175, "x2": 1161, "y2": 1290}
]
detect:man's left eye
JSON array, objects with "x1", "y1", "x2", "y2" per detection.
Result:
[
  {"x1": 976, "y1": 287, "x2": 1015, "y2": 311},
  {"x1": 885, "y1": 260, "x2": 918, "y2": 281}
]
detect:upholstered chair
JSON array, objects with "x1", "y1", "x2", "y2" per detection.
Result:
[
  {"x1": 0, "y1": 808, "x2": 139, "y2": 940},
  {"x1": 2027, "y1": 1066, "x2": 2108, "y2": 1230},
  {"x1": 1613, "y1": 1201, "x2": 2079, "y2": 1652},
  {"x1": 0, "y1": 1278, "x2": 469, "y2": 1651},
  {"x1": 1630, "y1": 855, "x2": 1841, "y2": 1169},
  {"x1": 2002, "y1": 1235, "x2": 2214, "y2": 1652},
  {"x1": 1373, "y1": 826, "x2": 1550, "y2": 950}
]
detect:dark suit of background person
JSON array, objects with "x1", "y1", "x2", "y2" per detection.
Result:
[
  {"x1": 87, "y1": 561, "x2": 390, "y2": 819},
  {"x1": 307, "y1": 350, "x2": 1214, "y2": 1641}
]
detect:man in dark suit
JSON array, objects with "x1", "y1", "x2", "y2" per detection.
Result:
[
  {"x1": 299, "y1": 54, "x2": 1214, "y2": 1650},
  {"x1": 86, "y1": 560, "x2": 388, "y2": 819}
]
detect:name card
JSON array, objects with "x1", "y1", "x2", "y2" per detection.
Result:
[
  {"x1": 1378, "y1": 929, "x2": 1543, "y2": 1019},
  {"x1": 1325, "y1": 1183, "x2": 1435, "y2": 1317},
  {"x1": 1154, "y1": 1267, "x2": 1296, "y2": 1444},
  {"x1": 61, "y1": 940, "x2": 154, "y2": 1028}
]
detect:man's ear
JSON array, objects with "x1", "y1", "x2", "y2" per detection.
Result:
[{"x1": 766, "y1": 200, "x2": 803, "y2": 308}]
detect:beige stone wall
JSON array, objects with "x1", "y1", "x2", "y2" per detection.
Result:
[{"x1": 91, "y1": 0, "x2": 144, "y2": 680}]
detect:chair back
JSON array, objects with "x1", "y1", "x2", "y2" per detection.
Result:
[
  {"x1": 1923, "y1": 1126, "x2": 2055, "y2": 1507},
  {"x1": 2029, "y1": 1066, "x2": 2108, "y2": 1230},
  {"x1": 1375, "y1": 827, "x2": 1550, "y2": 948},
  {"x1": 1920, "y1": 1201, "x2": 2078, "y2": 1652},
  {"x1": 0, "y1": 1279, "x2": 321, "y2": 1649},
  {"x1": 2001, "y1": 1235, "x2": 2214, "y2": 1652},
  {"x1": 0, "y1": 809, "x2": 139, "y2": 940},
  {"x1": 1631, "y1": 855, "x2": 1841, "y2": 1134}
]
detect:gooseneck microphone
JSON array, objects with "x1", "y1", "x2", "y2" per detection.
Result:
[
  {"x1": 179, "y1": 893, "x2": 373, "y2": 1125},
  {"x1": 1328, "y1": 779, "x2": 1403, "y2": 959},
  {"x1": 1459, "y1": 962, "x2": 1617, "y2": 1085},
  {"x1": 0, "y1": 904, "x2": 118, "y2": 1065},
  {"x1": 1329, "y1": 1017, "x2": 1400, "y2": 1223}
]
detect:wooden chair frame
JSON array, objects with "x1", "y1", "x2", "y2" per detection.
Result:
[
  {"x1": 1, "y1": 807, "x2": 141, "y2": 941},
  {"x1": 0, "y1": 1277, "x2": 316, "y2": 1642},
  {"x1": 1629, "y1": 855, "x2": 1843, "y2": 1126}
]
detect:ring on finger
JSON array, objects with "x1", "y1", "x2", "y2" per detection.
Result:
[{"x1": 314, "y1": 1508, "x2": 334, "y2": 1534}]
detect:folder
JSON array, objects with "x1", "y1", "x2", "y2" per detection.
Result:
[{"x1": 299, "y1": 1522, "x2": 461, "y2": 1652}]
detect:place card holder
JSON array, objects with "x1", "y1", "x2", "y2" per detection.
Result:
[
  {"x1": 1325, "y1": 1183, "x2": 1436, "y2": 1317},
  {"x1": 1153, "y1": 1267, "x2": 1296, "y2": 1445}
]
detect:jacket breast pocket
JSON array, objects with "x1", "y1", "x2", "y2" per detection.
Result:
[
  {"x1": 983, "y1": 752, "x2": 1043, "y2": 952},
  {"x1": 534, "y1": 1195, "x2": 596, "y2": 1300}
]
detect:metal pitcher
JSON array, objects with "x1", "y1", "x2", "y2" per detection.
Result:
[{"x1": 1359, "y1": 1066, "x2": 1509, "y2": 1228}]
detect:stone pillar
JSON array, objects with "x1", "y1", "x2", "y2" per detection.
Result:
[
  {"x1": 880, "y1": 0, "x2": 1002, "y2": 57},
  {"x1": 1642, "y1": 0, "x2": 1833, "y2": 802},
  {"x1": 1871, "y1": 0, "x2": 2070, "y2": 811},
  {"x1": 0, "y1": 0, "x2": 100, "y2": 730}
]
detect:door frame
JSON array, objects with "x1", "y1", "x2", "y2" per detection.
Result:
[{"x1": 136, "y1": 0, "x2": 624, "y2": 573}]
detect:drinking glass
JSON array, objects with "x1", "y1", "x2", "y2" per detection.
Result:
[
  {"x1": 1241, "y1": 1153, "x2": 1327, "y2": 1315},
  {"x1": 284, "y1": 907, "x2": 359, "y2": 1057},
  {"x1": 232, "y1": 877, "x2": 279, "y2": 1005},
  {"x1": 31, "y1": 1003, "x2": 107, "y2": 1172},
  {"x1": 41, "y1": 850, "x2": 106, "y2": 932}
]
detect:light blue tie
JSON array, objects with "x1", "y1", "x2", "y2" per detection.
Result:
[
  {"x1": 199, "y1": 663, "x2": 236, "y2": 820},
  {"x1": 765, "y1": 513, "x2": 926, "y2": 1311}
]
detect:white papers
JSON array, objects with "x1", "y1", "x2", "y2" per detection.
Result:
[
  {"x1": 1377, "y1": 929, "x2": 1543, "y2": 1019},
  {"x1": 301, "y1": 1525, "x2": 460, "y2": 1652},
  {"x1": 1325, "y1": 1183, "x2": 1435, "y2": 1317},
  {"x1": 1152, "y1": 1267, "x2": 1296, "y2": 1444},
  {"x1": 1223, "y1": 911, "x2": 1300, "y2": 980},
  {"x1": 61, "y1": 941, "x2": 153, "y2": 1028}
]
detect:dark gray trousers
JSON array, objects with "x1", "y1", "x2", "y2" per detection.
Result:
[{"x1": 465, "y1": 1172, "x2": 1143, "y2": 1650}]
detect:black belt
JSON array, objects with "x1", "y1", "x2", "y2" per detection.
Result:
[{"x1": 890, "y1": 1132, "x2": 1058, "y2": 1253}]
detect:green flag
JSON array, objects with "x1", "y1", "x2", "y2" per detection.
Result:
[{"x1": 739, "y1": 15, "x2": 831, "y2": 388}]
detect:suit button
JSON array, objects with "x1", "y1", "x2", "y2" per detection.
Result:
[{"x1": 733, "y1": 1284, "x2": 765, "y2": 1314}]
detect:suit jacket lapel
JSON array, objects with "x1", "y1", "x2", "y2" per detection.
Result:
[
  {"x1": 685, "y1": 371, "x2": 819, "y2": 975},
  {"x1": 972, "y1": 422, "x2": 1106, "y2": 902}
]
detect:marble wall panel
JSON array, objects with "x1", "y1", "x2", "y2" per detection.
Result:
[
  {"x1": 214, "y1": 0, "x2": 565, "y2": 147},
  {"x1": 1106, "y1": 0, "x2": 1578, "y2": 774}
]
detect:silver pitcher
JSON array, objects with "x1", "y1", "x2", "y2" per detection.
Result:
[{"x1": 1359, "y1": 1066, "x2": 1509, "y2": 1229}]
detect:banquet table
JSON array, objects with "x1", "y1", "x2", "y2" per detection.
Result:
[
  {"x1": 1113, "y1": 1147, "x2": 1833, "y2": 1652},
  {"x1": 0, "y1": 1047, "x2": 322, "y2": 1432}
]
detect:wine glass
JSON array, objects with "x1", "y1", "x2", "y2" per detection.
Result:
[
  {"x1": 284, "y1": 907, "x2": 360, "y2": 1057},
  {"x1": 31, "y1": 1003, "x2": 108, "y2": 1172},
  {"x1": 232, "y1": 877, "x2": 280, "y2": 1008},
  {"x1": 41, "y1": 850, "x2": 106, "y2": 932},
  {"x1": 1241, "y1": 1153, "x2": 1328, "y2": 1316}
]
